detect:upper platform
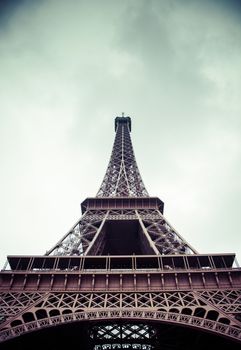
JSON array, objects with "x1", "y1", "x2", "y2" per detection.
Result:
[
  {"x1": 115, "y1": 115, "x2": 131, "y2": 132},
  {"x1": 81, "y1": 197, "x2": 164, "y2": 214}
]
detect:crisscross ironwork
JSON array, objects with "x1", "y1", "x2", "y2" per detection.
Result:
[
  {"x1": 90, "y1": 323, "x2": 157, "y2": 350},
  {"x1": 97, "y1": 116, "x2": 148, "y2": 197}
]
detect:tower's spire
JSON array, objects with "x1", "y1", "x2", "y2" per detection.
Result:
[{"x1": 97, "y1": 115, "x2": 148, "y2": 197}]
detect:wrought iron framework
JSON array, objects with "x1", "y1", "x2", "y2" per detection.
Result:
[
  {"x1": 0, "y1": 115, "x2": 241, "y2": 349},
  {"x1": 45, "y1": 207, "x2": 197, "y2": 256},
  {"x1": 97, "y1": 116, "x2": 148, "y2": 197}
]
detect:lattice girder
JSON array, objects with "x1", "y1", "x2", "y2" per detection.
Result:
[
  {"x1": 0, "y1": 290, "x2": 241, "y2": 344},
  {"x1": 197, "y1": 290, "x2": 241, "y2": 314},
  {"x1": 1, "y1": 291, "x2": 240, "y2": 326},
  {"x1": 0, "y1": 292, "x2": 48, "y2": 326},
  {"x1": 90, "y1": 323, "x2": 158, "y2": 350},
  {"x1": 46, "y1": 208, "x2": 196, "y2": 256},
  {"x1": 97, "y1": 117, "x2": 148, "y2": 197}
]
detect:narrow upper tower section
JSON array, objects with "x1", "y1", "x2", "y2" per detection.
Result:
[
  {"x1": 114, "y1": 115, "x2": 131, "y2": 132},
  {"x1": 97, "y1": 115, "x2": 149, "y2": 197}
]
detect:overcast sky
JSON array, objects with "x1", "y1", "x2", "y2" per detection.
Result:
[{"x1": 0, "y1": 0, "x2": 241, "y2": 266}]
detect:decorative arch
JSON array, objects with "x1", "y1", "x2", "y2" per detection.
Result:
[{"x1": 1, "y1": 309, "x2": 240, "y2": 344}]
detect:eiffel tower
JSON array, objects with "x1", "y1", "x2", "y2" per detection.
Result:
[{"x1": 0, "y1": 115, "x2": 241, "y2": 349}]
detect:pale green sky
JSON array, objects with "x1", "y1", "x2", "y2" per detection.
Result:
[{"x1": 0, "y1": 0, "x2": 241, "y2": 265}]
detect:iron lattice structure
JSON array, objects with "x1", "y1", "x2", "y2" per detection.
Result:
[
  {"x1": 45, "y1": 116, "x2": 196, "y2": 257},
  {"x1": 0, "y1": 115, "x2": 241, "y2": 349},
  {"x1": 96, "y1": 117, "x2": 148, "y2": 198}
]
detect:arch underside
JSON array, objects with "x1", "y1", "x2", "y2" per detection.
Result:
[{"x1": 1, "y1": 309, "x2": 241, "y2": 349}]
